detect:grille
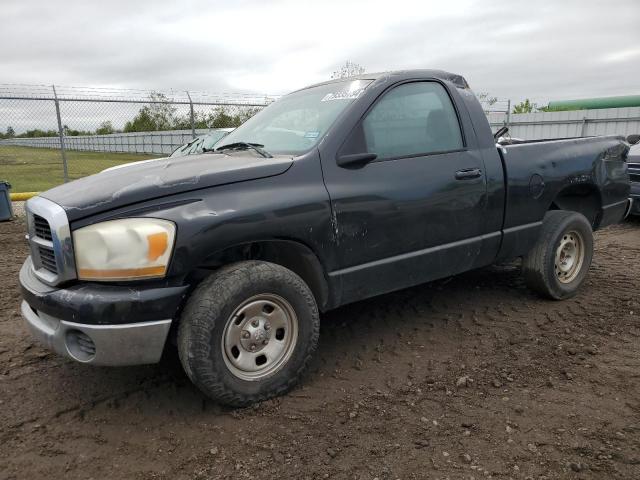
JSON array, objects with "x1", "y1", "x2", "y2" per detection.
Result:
[
  {"x1": 629, "y1": 163, "x2": 640, "y2": 184},
  {"x1": 31, "y1": 213, "x2": 58, "y2": 274},
  {"x1": 26, "y1": 197, "x2": 75, "y2": 286},
  {"x1": 38, "y1": 245, "x2": 58, "y2": 274},
  {"x1": 33, "y1": 214, "x2": 53, "y2": 240}
]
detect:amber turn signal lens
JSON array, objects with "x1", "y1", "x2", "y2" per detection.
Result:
[
  {"x1": 78, "y1": 265, "x2": 167, "y2": 279},
  {"x1": 147, "y1": 232, "x2": 168, "y2": 261}
]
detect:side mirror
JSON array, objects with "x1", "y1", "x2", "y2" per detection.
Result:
[
  {"x1": 627, "y1": 134, "x2": 640, "y2": 145},
  {"x1": 494, "y1": 126, "x2": 509, "y2": 141},
  {"x1": 336, "y1": 152, "x2": 377, "y2": 169}
]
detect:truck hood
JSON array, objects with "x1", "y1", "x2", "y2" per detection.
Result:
[{"x1": 41, "y1": 152, "x2": 293, "y2": 221}]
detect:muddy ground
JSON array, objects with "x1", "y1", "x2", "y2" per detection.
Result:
[{"x1": 1, "y1": 215, "x2": 639, "y2": 480}]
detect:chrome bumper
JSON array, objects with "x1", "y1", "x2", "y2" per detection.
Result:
[
  {"x1": 624, "y1": 197, "x2": 634, "y2": 219},
  {"x1": 21, "y1": 300, "x2": 171, "y2": 366}
]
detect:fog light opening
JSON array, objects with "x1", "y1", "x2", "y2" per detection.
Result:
[{"x1": 65, "y1": 329, "x2": 96, "y2": 362}]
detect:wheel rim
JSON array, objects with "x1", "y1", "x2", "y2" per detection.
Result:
[
  {"x1": 554, "y1": 230, "x2": 585, "y2": 284},
  {"x1": 222, "y1": 294, "x2": 298, "y2": 381}
]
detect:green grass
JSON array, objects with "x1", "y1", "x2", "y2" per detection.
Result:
[{"x1": 0, "y1": 146, "x2": 161, "y2": 192}]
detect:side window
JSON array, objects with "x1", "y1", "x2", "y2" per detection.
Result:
[{"x1": 362, "y1": 82, "x2": 463, "y2": 159}]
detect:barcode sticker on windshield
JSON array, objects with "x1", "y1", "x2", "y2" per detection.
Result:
[
  {"x1": 321, "y1": 80, "x2": 368, "y2": 102},
  {"x1": 321, "y1": 89, "x2": 365, "y2": 102}
]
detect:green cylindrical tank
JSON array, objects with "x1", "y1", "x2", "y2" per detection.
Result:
[{"x1": 547, "y1": 95, "x2": 640, "y2": 111}]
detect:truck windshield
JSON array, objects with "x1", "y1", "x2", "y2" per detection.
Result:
[{"x1": 216, "y1": 79, "x2": 372, "y2": 155}]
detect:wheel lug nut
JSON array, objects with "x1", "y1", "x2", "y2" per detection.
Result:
[
  {"x1": 242, "y1": 331, "x2": 250, "y2": 339},
  {"x1": 250, "y1": 344, "x2": 256, "y2": 351},
  {"x1": 262, "y1": 339, "x2": 269, "y2": 345},
  {"x1": 264, "y1": 323, "x2": 271, "y2": 331},
  {"x1": 251, "y1": 319, "x2": 259, "y2": 327}
]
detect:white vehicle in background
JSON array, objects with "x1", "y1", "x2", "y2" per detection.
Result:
[
  {"x1": 101, "y1": 128, "x2": 235, "y2": 173},
  {"x1": 169, "y1": 128, "x2": 234, "y2": 157}
]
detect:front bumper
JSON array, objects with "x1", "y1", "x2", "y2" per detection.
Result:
[
  {"x1": 21, "y1": 301, "x2": 171, "y2": 365},
  {"x1": 19, "y1": 256, "x2": 189, "y2": 366}
]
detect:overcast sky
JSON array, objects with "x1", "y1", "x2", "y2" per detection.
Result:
[{"x1": 1, "y1": 0, "x2": 639, "y2": 104}]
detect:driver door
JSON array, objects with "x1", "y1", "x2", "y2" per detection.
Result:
[{"x1": 323, "y1": 81, "x2": 489, "y2": 303}]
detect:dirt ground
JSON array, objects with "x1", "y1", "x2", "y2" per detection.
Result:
[{"x1": 1, "y1": 215, "x2": 639, "y2": 480}]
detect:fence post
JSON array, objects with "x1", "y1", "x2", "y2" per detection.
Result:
[
  {"x1": 52, "y1": 85, "x2": 69, "y2": 183},
  {"x1": 580, "y1": 117, "x2": 588, "y2": 137},
  {"x1": 506, "y1": 99, "x2": 511, "y2": 129},
  {"x1": 186, "y1": 91, "x2": 196, "y2": 139}
]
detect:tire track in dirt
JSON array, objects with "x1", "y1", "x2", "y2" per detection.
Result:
[{"x1": 1, "y1": 218, "x2": 640, "y2": 479}]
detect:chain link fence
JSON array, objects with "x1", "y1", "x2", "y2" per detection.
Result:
[
  {"x1": 2, "y1": 84, "x2": 638, "y2": 194},
  {"x1": 478, "y1": 97, "x2": 512, "y2": 127},
  {"x1": 0, "y1": 84, "x2": 275, "y2": 192}
]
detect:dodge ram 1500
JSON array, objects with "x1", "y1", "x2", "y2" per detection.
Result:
[{"x1": 19, "y1": 70, "x2": 632, "y2": 405}]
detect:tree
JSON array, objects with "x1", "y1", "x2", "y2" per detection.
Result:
[
  {"x1": 62, "y1": 125, "x2": 91, "y2": 136},
  {"x1": 331, "y1": 61, "x2": 365, "y2": 79},
  {"x1": 17, "y1": 129, "x2": 58, "y2": 138},
  {"x1": 124, "y1": 92, "x2": 178, "y2": 132},
  {"x1": 512, "y1": 99, "x2": 538, "y2": 114},
  {"x1": 5, "y1": 126, "x2": 15, "y2": 138},
  {"x1": 95, "y1": 121, "x2": 114, "y2": 135},
  {"x1": 173, "y1": 106, "x2": 262, "y2": 130},
  {"x1": 208, "y1": 107, "x2": 235, "y2": 128},
  {"x1": 239, "y1": 107, "x2": 261, "y2": 124}
]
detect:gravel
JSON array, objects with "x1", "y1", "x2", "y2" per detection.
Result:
[
  {"x1": 1, "y1": 218, "x2": 640, "y2": 479},
  {"x1": 10, "y1": 201, "x2": 24, "y2": 218}
]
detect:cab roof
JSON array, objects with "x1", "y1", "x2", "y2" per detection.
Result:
[{"x1": 297, "y1": 69, "x2": 470, "y2": 92}]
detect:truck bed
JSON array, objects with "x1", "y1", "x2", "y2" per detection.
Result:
[{"x1": 496, "y1": 135, "x2": 630, "y2": 260}]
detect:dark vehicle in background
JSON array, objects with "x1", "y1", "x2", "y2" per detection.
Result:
[
  {"x1": 627, "y1": 135, "x2": 640, "y2": 215},
  {"x1": 19, "y1": 70, "x2": 631, "y2": 406},
  {"x1": 169, "y1": 128, "x2": 234, "y2": 157}
]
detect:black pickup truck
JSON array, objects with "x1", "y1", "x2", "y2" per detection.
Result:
[{"x1": 19, "y1": 70, "x2": 632, "y2": 406}]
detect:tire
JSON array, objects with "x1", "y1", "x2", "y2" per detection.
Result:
[
  {"x1": 522, "y1": 210, "x2": 594, "y2": 300},
  {"x1": 177, "y1": 261, "x2": 319, "y2": 407}
]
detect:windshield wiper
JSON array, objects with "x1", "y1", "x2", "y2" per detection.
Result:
[{"x1": 214, "y1": 142, "x2": 272, "y2": 158}]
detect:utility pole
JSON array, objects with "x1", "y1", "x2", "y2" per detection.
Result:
[
  {"x1": 186, "y1": 91, "x2": 196, "y2": 139},
  {"x1": 52, "y1": 85, "x2": 69, "y2": 182}
]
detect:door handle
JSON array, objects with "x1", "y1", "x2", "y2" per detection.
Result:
[{"x1": 455, "y1": 168, "x2": 483, "y2": 180}]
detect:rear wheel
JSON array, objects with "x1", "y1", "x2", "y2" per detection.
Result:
[
  {"x1": 522, "y1": 210, "x2": 594, "y2": 299},
  {"x1": 178, "y1": 261, "x2": 319, "y2": 407}
]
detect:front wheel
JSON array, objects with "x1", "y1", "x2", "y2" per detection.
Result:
[
  {"x1": 522, "y1": 210, "x2": 594, "y2": 300},
  {"x1": 177, "y1": 261, "x2": 320, "y2": 407}
]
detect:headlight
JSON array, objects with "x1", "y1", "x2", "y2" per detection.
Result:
[{"x1": 73, "y1": 218, "x2": 176, "y2": 281}]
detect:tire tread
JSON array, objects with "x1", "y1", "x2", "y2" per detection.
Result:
[
  {"x1": 177, "y1": 261, "x2": 319, "y2": 407},
  {"x1": 522, "y1": 210, "x2": 593, "y2": 300}
]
